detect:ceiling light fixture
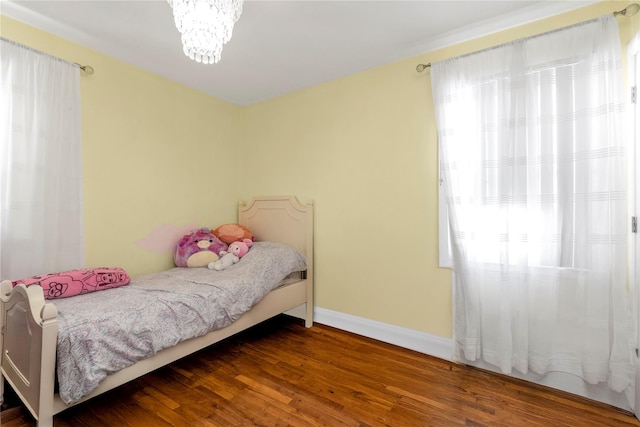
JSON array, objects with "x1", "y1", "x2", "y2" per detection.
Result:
[{"x1": 168, "y1": 0, "x2": 243, "y2": 64}]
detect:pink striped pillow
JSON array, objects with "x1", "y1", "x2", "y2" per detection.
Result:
[{"x1": 13, "y1": 267, "x2": 130, "y2": 299}]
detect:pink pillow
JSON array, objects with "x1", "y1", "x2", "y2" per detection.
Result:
[{"x1": 13, "y1": 267, "x2": 130, "y2": 299}]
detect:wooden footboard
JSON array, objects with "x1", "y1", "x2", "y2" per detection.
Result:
[
  {"x1": 0, "y1": 196, "x2": 314, "y2": 426},
  {"x1": 1, "y1": 281, "x2": 58, "y2": 427},
  {"x1": 1, "y1": 278, "x2": 311, "y2": 426}
]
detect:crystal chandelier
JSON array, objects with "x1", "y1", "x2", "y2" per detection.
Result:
[{"x1": 168, "y1": 0, "x2": 244, "y2": 64}]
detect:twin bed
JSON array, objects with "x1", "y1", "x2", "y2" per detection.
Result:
[{"x1": 0, "y1": 196, "x2": 314, "y2": 427}]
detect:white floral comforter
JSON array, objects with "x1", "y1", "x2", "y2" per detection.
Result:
[{"x1": 52, "y1": 242, "x2": 306, "y2": 404}]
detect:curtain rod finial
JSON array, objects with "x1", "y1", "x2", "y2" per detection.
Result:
[{"x1": 615, "y1": 3, "x2": 640, "y2": 17}]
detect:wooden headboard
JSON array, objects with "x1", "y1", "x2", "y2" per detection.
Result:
[
  {"x1": 239, "y1": 196, "x2": 313, "y2": 266},
  {"x1": 239, "y1": 196, "x2": 314, "y2": 323}
]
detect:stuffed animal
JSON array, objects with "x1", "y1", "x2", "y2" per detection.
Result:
[
  {"x1": 174, "y1": 228, "x2": 228, "y2": 267},
  {"x1": 208, "y1": 239, "x2": 253, "y2": 271},
  {"x1": 213, "y1": 223, "x2": 254, "y2": 244}
]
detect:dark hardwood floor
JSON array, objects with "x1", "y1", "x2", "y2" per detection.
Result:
[{"x1": 2, "y1": 315, "x2": 639, "y2": 426}]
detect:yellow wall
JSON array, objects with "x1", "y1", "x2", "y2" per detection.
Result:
[
  {"x1": 242, "y1": 59, "x2": 452, "y2": 335},
  {"x1": 1, "y1": 15, "x2": 244, "y2": 277},
  {"x1": 1, "y1": 1, "x2": 634, "y2": 338},
  {"x1": 242, "y1": 1, "x2": 634, "y2": 337}
]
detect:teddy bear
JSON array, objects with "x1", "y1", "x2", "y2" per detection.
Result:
[{"x1": 208, "y1": 238, "x2": 253, "y2": 271}]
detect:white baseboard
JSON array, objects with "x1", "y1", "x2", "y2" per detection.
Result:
[
  {"x1": 312, "y1": 307, "x2": 632, "y2": 412},
  {"x1": 313, "y1": 307, "x2": 454, "y2": 361}
]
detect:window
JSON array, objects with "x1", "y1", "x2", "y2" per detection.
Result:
[{"x1": 0, "y1": 38, "x2": 85, "y2": 280}]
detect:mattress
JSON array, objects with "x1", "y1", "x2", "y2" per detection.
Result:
[{"x1": 51, "y1": 242, "x2": 307, "y2": 404}]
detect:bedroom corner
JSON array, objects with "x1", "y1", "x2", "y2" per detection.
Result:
[{"x1": 0, "y1": 14, "x2": 245, "y2": 278}]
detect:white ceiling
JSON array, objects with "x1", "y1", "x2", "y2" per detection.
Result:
[{"x1": 1, "y1": 0, "x2": 599, "y2": 106}]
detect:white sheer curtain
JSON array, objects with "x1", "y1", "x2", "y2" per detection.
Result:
[
  {"x1": 0, "y1": 38, "x2": 85, "y2": 281},
  {"x1": 431, "y1": 15, "x2": 634, "y2": 395}
]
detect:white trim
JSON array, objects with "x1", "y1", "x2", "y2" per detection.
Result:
[
  {"x1": 314, "y1": 307, "x2": 454, "y2": 362},
  {"x1": 401, "y1": 1, "x2": 601, "y2": 58},
  {"x1": 628, "y1": 30, "x2": 640, "y2": 419},
  {"x1": 467, "y1": 358, "x2": 631, "y2": 411},
  {"x1": 314, "y1": 307, "x2": 631, "y2": 411},
  {"x1": 1, "y1": 1, "x2": 106, "y2": 52}
]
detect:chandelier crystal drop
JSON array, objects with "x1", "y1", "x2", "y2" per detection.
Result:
[{"x1": 168, "y1": 0, "x2": 243, "y2": 64}]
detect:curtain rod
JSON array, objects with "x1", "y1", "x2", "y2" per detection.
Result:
[
  {"x1": 415, "y1": 3, "x2": 640, "y2": 73},
  {"x1": 0, "y1": 37, "x2": 94, "y2": 74}
]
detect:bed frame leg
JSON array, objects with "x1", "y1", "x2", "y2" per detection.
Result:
[
  {"x1": 305, "y1": 304, "x2": 313, "y2": 328},
  {"x1": 1, "y1": 373, "x2": 4, "y2": 405},
  {"x1": 37, "y1": 415, "x2": 54, "y2": 427},
  {"x1": 305, "y1": 275, "x2": 313, "y2": 328}
]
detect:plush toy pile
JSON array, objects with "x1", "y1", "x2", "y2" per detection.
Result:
[
  {"x1": 208, "y1": 239, "x2": 253, "y2": 271},
  {"x1": 174, "y1": 224, "x2": 254, "y2": 269}
]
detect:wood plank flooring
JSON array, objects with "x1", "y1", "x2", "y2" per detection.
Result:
[{"x1": 2, "y1": 314, "x2": 639, "y2": 426}]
